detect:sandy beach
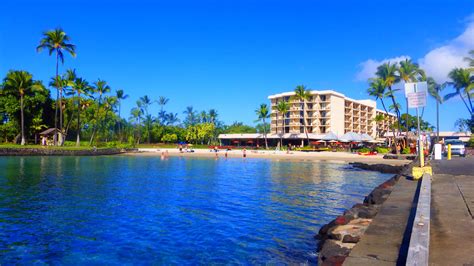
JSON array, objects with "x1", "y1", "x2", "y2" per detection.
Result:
[{"x1": 126, "y1": 148, "x2": 411, "y2": 165}]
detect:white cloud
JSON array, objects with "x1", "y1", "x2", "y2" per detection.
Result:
[
  {"x1": 419, "y1": 21, "x2": 473, "y2": 83},
  {"x1": 356, "y1": 56, "x2": 410, "y2": 81},
  {"x1": 355, "y1": 17, "x2": 474, "y2": 83}
]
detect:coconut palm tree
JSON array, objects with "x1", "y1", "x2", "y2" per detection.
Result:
[
  {"x1": 464, "y1": 50, "x2": 474, "y2": 70},
  {"x1": 183, "y1": 106, "x2": 197, "y2": 126},
  {"x1": 165, "y1": 113, "x2": 179, "y2": 125},
  {"x1": 427, "y1": 77, "x2": 445, "y2": 143},
  {"x1": 208, "y1": 109, "x2": 218, "y2": 124},
  {"x1": 367, "y1": 77, "x2": 397, "y2": 148},
  {"x1": 139, "y1": 95, "x2": 153, "y2": 143},
  {"x1": 130, "y1": 106, "x2": 143, "y2": 145},
  {"x1": 157, "y1": 96, "x2": 169, "y2": 124},
  {"x1": 37, "y1": 28, "x2": 76, "y2": 145},
  {"x1": 445, "y1": 68, "x2": 474, "y2": 132},
  {"x1": 66, "y1": 75, "x2": 90, "y2": 146},
  {"x1": 116, "y1": 89, "x2": 129, "y2": 141},
  {"x1": 372, "y1": 114, "x2": 386, "y2": 138},
  {"x1": 255, "y1": 103, "x2": 270, "y2": 149},
  {"x1": 292, "y1": 85, "x2": 311, "y2": 145},
  {"x1": 376, "y1": 63, "x2": 401, "y2": 132},
  {"x1": 397, "y1": 59, "x2": 426, "y2": 144},
  {"x1": 2, "y1": 70, "x2": 43, "y2": 145},
  {"x1": 89, "y1": 79, "x2": 111, "y2": 145},
  {"x1": 275, "y1": 100, "x2": 289, "y2": 149}
]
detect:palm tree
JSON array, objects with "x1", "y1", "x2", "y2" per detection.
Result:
[
  {"x1": 255, "y1": 103, "x2": 270, "y2": 149},
  {"x1": 130, "y1": 105, "x2": 143, "y2": 144},
  {"x1": 157, "y1": 96, "x2": 169, "y2": 124},
  {"x1": 372, "y1": 114, "x2": 386, "y2": 138},
  {"x1": 396, "y1": 59, "x2": 426, "y2": 147},
  {"x1": 376, "y1": 63, "x2": 401, "y2": 133},
  {"x1": 67, "y1": 75, "x2": 90, "y2": 146},
  {"x1": 200, "y1": 110, "x2": 208, "y2": 123},
  {"x1": 165, "y1": 113, "x2": 179, "y2": 125},
  {"x1": 445, "y1": 68, "x2": 474, "y2": 132},
  {"x1": 292, "y1": 85, "x2": 311, "y2": 145},
  {"x1": 2, "y1": 71, "x2": 43, "y2": 145},
  {"x1": 367, "y1": 78, "x2": 397, "y2": 148},
  {"x1": 208, "y1": 109, "x2": 218, "y2": 124},
  {"x1": 275, "y1": 100, "x2": 290, "y2": 149},
  {"x1": 89, "y1": 79, "x2": 111, "y2": 145},
  {"x1": 427, "y1": 77, "x2": 445, "y2": 143},
  {"x1": 139, "y1": 95, "x2": 153, "y2": 143},
  {"x1": 183, "y1": 106, "x2": 197, "y2": 126},
  {"x1": 37, "y1": 28, "x2": 76, "y2": 145},
  {"x1": 116, "y1": 89, "x2": 129, "y2": 141}
]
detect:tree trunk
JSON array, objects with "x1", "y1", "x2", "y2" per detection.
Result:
[
  {"x1": 20, "y1": 95, "x2": 25, "y2": 145},
  {"x1": 118, "y1": 103, "x2": 122, "y2": 142},
  {"x1": 59, "y1": 87, "x2": 64, "y2": 146},
  {"x1": 388, "y1": 86, "x2": 401, "y2": 133},
  {"x1": 263, "y1": 118, "x2": 268, "y2": 149},
  {"x1": 405, "y1": 97, "x2": 409, "y2": 149},
  {"x1": 76, "y1": 92, "x2": 81, "y2": 147},
  {"x1": 54, "y1": 51, "x2": 59, "y2": 146},
  {"x1": 381, "y1": 100, "x2": 398, "y2": 154}
]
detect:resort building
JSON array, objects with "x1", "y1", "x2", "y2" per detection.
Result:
[
  {"x1": 218, "y1": 89, "x2": 397, "y2": 147},
  {"x1": 268, "y1": 90, "x2": 396, "y2": 137}
]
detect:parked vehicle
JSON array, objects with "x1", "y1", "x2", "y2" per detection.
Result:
[{"x1": 444, "y1": 139, "x2": 466, "y2": 157}]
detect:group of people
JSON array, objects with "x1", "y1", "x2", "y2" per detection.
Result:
[{"x1": 210, "y1": 146, "x2": 247, "y2": 159}]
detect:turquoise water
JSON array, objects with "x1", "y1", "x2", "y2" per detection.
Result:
[{"x1": 0, "y1": 156, "x2": 390, "y2": 264}]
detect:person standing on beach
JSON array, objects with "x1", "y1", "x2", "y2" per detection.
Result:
[
  {"x1": 243, "y1": 148, "x2": 247, "y2": 158},
  {"x1": 225, "y1": 151, "x2": 228, "y2": 158}
]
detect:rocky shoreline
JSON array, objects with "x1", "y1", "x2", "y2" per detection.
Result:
[
  {"x1": 349, "y1": 162, "x2": 406, "y2": 174},
  {"x1": 0, "y1": 147, "x2": 135, "y2": 156},
  {"x1": 316, "y1": 172, "x2": 402, "y2": 265}
]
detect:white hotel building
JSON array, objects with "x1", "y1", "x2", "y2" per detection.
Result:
[
  {"x1": 268, "y1": 90, "x2": 396, "y2": 138},
  {"x1": 218, "y1": 90, "x2": 396, "y2": 146}
]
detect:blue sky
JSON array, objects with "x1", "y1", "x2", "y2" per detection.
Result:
[{"x1": 1, "y1": 0, "x2": 473, "y2": 131}]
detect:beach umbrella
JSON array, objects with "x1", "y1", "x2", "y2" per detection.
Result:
[
  {"x1": 311, "y1": 141, "x2": 325, "y2": 145},
  {"x1": 321, "y1": 131, "x2": 339, "y2": 141},
  {"x1": 360, "y1": 133, "x2": 374, "y2": 142},
  {"x1": 327, "y1": 140, "x2": 338, "y2": 143},
  {"x1": 339, "y1": 132, "x2": 362, "y2": 142}
]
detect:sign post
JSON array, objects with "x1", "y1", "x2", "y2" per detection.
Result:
[{"x1": 405, "y1": 82, "x2": 428, "y2": 168}]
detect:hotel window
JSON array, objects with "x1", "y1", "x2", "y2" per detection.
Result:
[{"x1": 320, "y1": 95, "x2": 326, "y2": 101}]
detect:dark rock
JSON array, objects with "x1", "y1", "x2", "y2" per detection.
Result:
[
  {"x1": 342, "y1": 234, "x2": 360, "y2": 243},
  {"x1": 319, "y1": 240, "x2": 352, "y2": 261},
  {"x1": 321, "y1": 255, "x2": 346, "y2": 266},
  {"x1": 350, "y1": 162, "x2": 405, "y2": 174},
  {"x1": 364, "y1": 187, "x2": 391, "y2": 205}
]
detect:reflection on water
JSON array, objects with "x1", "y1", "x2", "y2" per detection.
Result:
[{"x1": 0, "y1": 156, "x2": 391, "y2": 264}]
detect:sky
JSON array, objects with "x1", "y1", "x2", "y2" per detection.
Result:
[{"x1": 1, "y1": 0, "x2": 473, "y2": 131}]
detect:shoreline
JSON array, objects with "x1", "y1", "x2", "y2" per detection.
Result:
[{"x1": 126, "y1": 148, "x2": 411, "y2": 165}]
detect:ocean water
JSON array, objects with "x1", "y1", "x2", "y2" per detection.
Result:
[{"x1": 0, "y1": 156, "x2": 391, "y2": 264}]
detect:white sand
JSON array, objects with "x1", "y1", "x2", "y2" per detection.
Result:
[{"x1": 126, "y1": 148, "x2": 410, "y2": 166}]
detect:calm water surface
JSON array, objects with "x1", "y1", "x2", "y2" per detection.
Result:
[{"x1": 0, "y1": 156, "x2": 391, "y2": 264}]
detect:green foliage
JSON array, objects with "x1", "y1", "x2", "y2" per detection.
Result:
[
  {"x1": 223, "y1": 122, "x2": 256, "y2": 134},
  {"x1": 375, "y1": 146, "x2": 391, "y2": 154},
  {"x1": 401, "y1": 147, "x2": 411, "y2": 154},
  {"x1": 356, "y1": 147, "x2": 371, "y2": 153},
  {"x1": 161, "y1": 133, "x2": 177, "y2": 143}
]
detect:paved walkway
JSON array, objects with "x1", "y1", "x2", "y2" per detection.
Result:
[
  {"x1": 344, "y1": 171, "x2": 419, "y2": 265},
  {"x1": 430, "y1": 158, "x2": 474, "y2": 265}
]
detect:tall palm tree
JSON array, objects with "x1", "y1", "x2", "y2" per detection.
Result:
[
  {"x1": 275, "y1": 100, "x2": 290, "y2": 149},
  {"x1": 183, "y1": 106, "x2": 197, "y2": 126},
  {"x1": 292, "y1": 85, "x2": 311, "y2": 145},
  {"x1": 116, "y1": 89, "x2": 129, "y2": 141},
  {"x1": 445, "y1": 68, "x2": 474, "y2": 132},
  {"x1": 208, "y1": 109, "x2": 218, "y2": 124},
  {"x1": 367, "y1": 78, "x2": 397, "y2": 148},
  {"x1": 200, "y1": 110, "x2": 208, "y2": 123},
  {"x1": 165, "y1": 113, "x2": 179, "y2": 125},
  {"x1": 396, "y1": 59, "x2": 426, "y2": 146},
  {"x1": 139, "y1": 95, "x2": 153, "y2": 143},
  {"x1": 67, "y1": 75, "x2": 90, "y2": 146},
  {"x1": 130, "y1": 104, "x2": 144, "y2": 144},
  {"x1": 157, "y1": 96, "x2": 169, "y2": 124},
  {"x1": 376, "y1": 63, "x2": 401, "y2": 133},
  {"x1": 37, "y1": 28, "x2": 76, "y2": 145},
  {"x1": 89, "y1": 79, "x2": 111, "y2": 145},
  {"x1": 427, "y1": 77, "x2": 445, "y2": 143},
  {"x1": 2, "y1": 71, "x2": 43, "y2": 145},
  {"x1": 372, "y1": 114, "x2": 386, "y2": 138},
  {"x1": 255, "y1": 103, "x2": 270, "y2": 149}
]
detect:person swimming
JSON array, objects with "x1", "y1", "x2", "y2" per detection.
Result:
[
  {"x1": 243, "y1": 148, "x2": 247, "y2": 158},
  {"x1": 161, "y1": 151, "x2": 165, "y2": 160}
]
